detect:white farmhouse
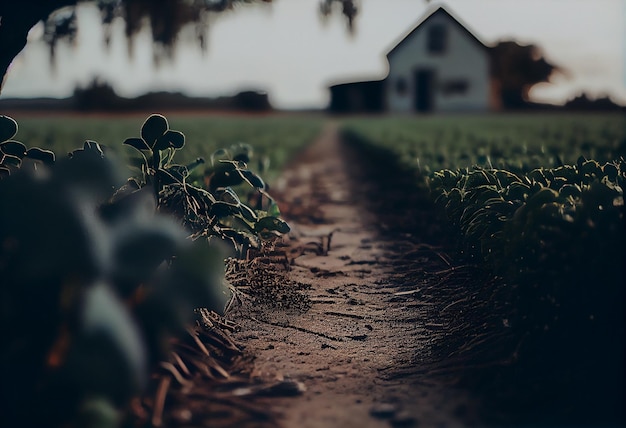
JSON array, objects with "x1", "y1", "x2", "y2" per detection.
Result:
[
  {"x1": 386, "y1": 6, "x2": 494, "y2": 113},
  {"x1": 329, "y1": 6, "x2": 501, "y2": 113}
]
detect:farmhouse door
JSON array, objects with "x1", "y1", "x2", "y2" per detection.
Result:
[{"x1": 414, "y1": 69, "x2": 435, "y2": 112}]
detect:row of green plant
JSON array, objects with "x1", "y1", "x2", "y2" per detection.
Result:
[
  {"x1": 430, "y1": 158, "x2": 624, "y2": 328},
  {"x1": 0, "y1": 114, "x2": 292, "y2": 428},
  {"x1": 340, "y1": 114, "x2": 625, "y2": 339},
  {"x1": 342, "y1": 114, "x2": 626, "y2": 174},
  {"x1": 341, "y1": 116, "x2": 625, "y2": 423},
  {"x1": 427, "y1": 152, "x2": 625, "y2": 422},
  {"x1": 431, "y1": 157, "x2": 623, "y2": 260},
  {"x1": 10, "y1": 113, "x2": 324, "y2": 181}
]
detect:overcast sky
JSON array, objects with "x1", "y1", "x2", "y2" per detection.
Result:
[{"x1": 2, "y1": 0, "x2": 625, "y2": 109}]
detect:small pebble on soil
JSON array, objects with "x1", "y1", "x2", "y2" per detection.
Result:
[{"x1": 369, "y1": 403, "x2": 397, "y2": 419}]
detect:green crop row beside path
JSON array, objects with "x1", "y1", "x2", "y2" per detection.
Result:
[
  {"x1": 339, "y1": 113, "x2": 626, "y2": 425},
  {"x1": 339, "y1": 113, "x2": 626, "y2": 263},
  {"x1": 339, "y1": 113, "x2": 626, "y2": 325},
  {"x1": 341, "y1": 113, "x2": 626, "y2": 174},
  {"x1": 7, "y1": 113, "x2": 325, "y2": 183}
]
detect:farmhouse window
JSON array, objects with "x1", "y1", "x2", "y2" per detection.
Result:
[
  {"x1": 395, "y1": 77, "x2": 408, "y2": 95},
  {"x1": 441, "y1": 79, "x2": 469, "y2": 96},
  {"x1": 428, "y1": 24, "x2": 447, "y2": 54}
]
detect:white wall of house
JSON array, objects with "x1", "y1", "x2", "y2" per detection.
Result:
[{"x1": 385, "y1": 12, "x2": 491, "y2": 113}]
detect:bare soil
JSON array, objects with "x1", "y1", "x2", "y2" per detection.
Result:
[{"x1": 227, "y1": 124, "x2": 487, "y2": 427}]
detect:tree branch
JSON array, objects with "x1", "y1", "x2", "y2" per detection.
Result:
[{"x1": 0, "y1": 1, "x2": 77, "y2": 95}]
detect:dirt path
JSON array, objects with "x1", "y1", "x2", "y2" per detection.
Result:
[{"x1": 229, "y1": 124, "x2": 483, "y2": 427}]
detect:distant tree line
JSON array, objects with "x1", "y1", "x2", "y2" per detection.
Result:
[
  {"x1": 0, "y1": 78, "x2": 273, "y2": 112},
  {"x1": 71, "y1": 79, "x2": 272, "y2": 111}
]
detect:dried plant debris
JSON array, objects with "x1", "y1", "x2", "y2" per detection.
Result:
[
  {"x1": 131, "y1": 316, "x2": 264, "y2": 427},
  {"x1": 226, "y1": 246, "x2": 312, "y2": 313}
]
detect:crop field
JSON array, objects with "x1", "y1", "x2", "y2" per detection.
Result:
[
  {"x1": 7, "y1": 113, "x2": 324, "y2": 181},
  {"x1": 3, "y1": 111, "x2": 625, "y2": 427},
  {"x1": 1, "y1": 111, "x2": 327, "y2": 428},
  {"x1": 7, "y1": 110, "x2": 626, "y2": 312},
  {"x1": 340, "y1": 112, "x2": 626, "y2": 412},
  {"x1": 341, "y1": 113, "x2": 626, "y2": 173},
  {"x1": 340, "y1": 110, "x2": 626, "y2": 284},
  {"x1": 340, "y1": 112, "x2": 626, "y2": 297}
]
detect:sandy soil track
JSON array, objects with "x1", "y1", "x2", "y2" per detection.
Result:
[{"x1": 229, "y1": 124, "x2": 483, "y2": 428}]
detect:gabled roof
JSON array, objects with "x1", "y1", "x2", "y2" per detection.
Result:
[
  {"x1": 386, "y1": 5, "x2": 489, "y2": 59},
  {"x1": 329, "y1": 79, "x2": 385, "y2": 90}
]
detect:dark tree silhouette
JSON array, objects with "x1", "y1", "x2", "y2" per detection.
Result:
[
  {"x1": 0, "y1": 0, "x2": 358, "y2": 94},
  {"x1": 490, "y1": 40, "x2": 561, "y2": 109}
]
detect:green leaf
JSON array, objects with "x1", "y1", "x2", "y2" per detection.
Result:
[
  {"x1": 267, "y1": 201, "x2": 281, "y2": 217},
  {"x1": 218, "y1": 187, "x2": 241, "y2": 205},
  {"x1": 254, "y1": 216, "x2": 290, "y2": 235},
  {"x1": 167, "y1": 240, "x2": 230, "y2": 313},
  {"x1": 463, "y1": 170, "x2": 495, "y2": 189},
  {"x1": 225, "y1": 214, "x2": 256, "y2": 232},
  {"x1": 154, "y1": 131, "x2": 185, "y2": 150},
  {"x1": 444, "y1": 188, "x2": 463, "y2": 215},
  {"x1": 126, "y1": 177, "x2": 142, "y2": 190},
  {"x1": 560, "y1": 184, "x2": 582, "y2": 199},
  {"x1": 0, "y1": 115, "x2": 18, "y2": 142},
  {"x1": 141, "y1": 114, "x2": 169, "y2": 148},
  {"x1": 74, "y1": 397, "x2": 120, "y2": 428},
  {"x1": 222, "y1": 228, "x2": 258, "y2": 248},
  {"x1": 210, "y1": 201, "x2": 240, "y2": 218},
  {"x1": 602, "y1": 163, "x2": 619, "y2": 182},
  {"x1": 186, "y1": 157, "x2": 205, "y2": 173},
  {"x1": 26, "y1": 147, "x2": 56, "y2": 165},
  {"x1": 527, "y1": 168, "x2": 549, "y2": 187},
  {"x1": 233, "y1": 153, "x2": 250, "y2": 164},
  {"x1": 80, "y1": 282, "x2": 147, "y2": 393},
  {"x1": 494, "y1": 169, "x2": 521, "y2": 188},
  {"x1": 239, "y1": 169, "x2": 265, "y2": 189},
  {"x1": 553, "y1": 165, "x2": 578, "y2": 182},
  {"x1": 165, "y1": 130, "x2": 185, "y2": 149},
  {"x1": 210, "y1": 148, "x2": 230, "y2": 165},
  {"x1": 548, "y1": 177, "x2": 568, "y2": 191},
  {"x1": 231, "y1": 143, "x2": 252, "y2": 164},
  {"x1": 465, "y1": 185, "x2": 501, "y2": 205},
  {"x1": 439, "y1": 169, "x2": 460, "y2": 189},
  {"x1": 239, "y1": 203, "x2": 258, "y2": 222},
  {"x1": 484, "y1": 199, "x2": 516, "y2": 216},
  {"x1": 84, "y1": 140, "x2": 103, "y2": 152},
  {"x1": 525, "y1": 187, "x2": 558, "y2": 208},
  {"x1": 155, "y1": 168, "x2": 182, "y2": 186},
  {"x1": 112, "y1": 223, "x2": 183, "y2": 287},
  {"x1": 79, "y1": 140, "x2": 105, "y2": 158},
  {"x1": 1, "y1": 154, "x2": 21, "y2": 168},
  {"x1": 580, "y1": 160, "x2": 601, "y2": 176},
  {"x1": 0, "y1": 140, "x2": 27, "y2": 158},
  {"x1": 123, "y1": 137, "x2": 150, "y2": 152},
  {"x1": 208, "y1": 161, "x2": 244, "y2": 189}
]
